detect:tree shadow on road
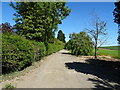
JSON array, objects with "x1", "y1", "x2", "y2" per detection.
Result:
[
  {"x1": 61, "y1": 52, "x2": 72, "y2": 55},
  {"x1": 65, "y1": 59, "x2": 120, "y2": 89},
  {"x1": 88, "y1": 77, "x2": 120, "y2": 89}
]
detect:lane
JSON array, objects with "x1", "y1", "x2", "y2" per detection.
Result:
[{"x1": 14, "y1": 50, "x2": 96, "y2": 88}]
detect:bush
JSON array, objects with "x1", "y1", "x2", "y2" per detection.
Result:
[
  {"x1": 66, "y1": 32, "x2": 93, "y2": 56},
  {"x1": 31, "y1": 41, "x2": 46, "y2": 61},
  {"x1": 2, "y1": 34, "x2": 34, "y2": 73},
  {"x1": 2, "y1": 34, "x2": 64, "y2": 74},
  {"x1": 47, "y1": 38, "x2": 64, "y2": 55},
  {"x1": 5, "y1": 83, "x2": 16, "y2": 89},
  {"x1": 65, "y1": 40, "x2": 73, "y2": 50}
]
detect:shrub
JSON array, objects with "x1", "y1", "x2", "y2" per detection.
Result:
[
  {"x1": 47, "y1": 39, "x2": 64, "y2": 55},
  {"x1": 5, "y1": 83, "x2": 16, "y2": 89},
  {"x1": 65, "y1": 40, "x2": 73, "y2": 50},
  {"x1": 2, "y1": 34, "x2": 64, "y2": 74},
  {"x1": 66, "y1": 32, "x2": 93, "y2": 56},
  {"x1": 2, "y1": 34, "x2": 34, "y2": 73},
  {"x1": 31, "y1": 41, "x2": 46, "y2": 61}
]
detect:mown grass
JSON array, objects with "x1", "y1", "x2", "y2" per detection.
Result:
[
  {"x1": 98, "y1": 49, "x2": 120, "y2": 59},
  {"x1": 100, "y1": 46, "x2": 120, "y2": 50}
]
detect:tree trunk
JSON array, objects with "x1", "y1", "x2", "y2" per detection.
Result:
[
  {"x1": 95, "y1": 22, "x2": 98, "y2": 59},
  {"x1": 95, "y1": 45, "x2": 97, "y2": 59}
]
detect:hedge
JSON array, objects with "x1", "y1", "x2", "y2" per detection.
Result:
[
  {"x1": 2, "y1": 34, "x2": 64, "y2": 74},
  {"x1": 47, "y1": 38, "x2": 64, "y2": 55}
]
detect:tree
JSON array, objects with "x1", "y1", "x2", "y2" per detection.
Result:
[
  {"x1": 113, "y1": 1, "x2": 120, "y2": 44},
  {"x1": 10, "y1": 2, "x2": 71, "y2": 43},
  {"x1": 65, "y1": 40, "x2": 73, "y2": 50},
  {"x1": 86, "y1": 15, "x2": 107, "y2": 59},
  {"x1": 57, "y1": 30, "x2": 66, "y2": 43},
  {"x1": 0, "y1": 22, "x2": 13, "y2": 33},
  {"x1": 66, "y1": 32, "x2": 93, "y2": 56}
]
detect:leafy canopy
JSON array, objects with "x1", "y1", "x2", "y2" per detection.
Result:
[
  {"x1": 113, "y1": 1, "x2": 120, "y2": 44},
  {"x1": 0, "y1": 22, "x2": 13, "y2": 33},
  {"x1": 10, "y1": 2, "x2": 71, "y2": 42},
  {"x1": 57, "y1": 30, "x2": 66, "y2": 43}
]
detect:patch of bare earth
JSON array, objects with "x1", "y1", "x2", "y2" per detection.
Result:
[{"x1": 80, "y1": 55, "x2": 120, "y2": 61}]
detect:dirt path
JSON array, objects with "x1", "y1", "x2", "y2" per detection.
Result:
[{"x1": 1, "y1": 50, "x2": 120, "y2": 88}]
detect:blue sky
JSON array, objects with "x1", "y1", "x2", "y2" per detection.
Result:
[{"x1": 2, "y1": 2, "x2": 118, "y2": 46}]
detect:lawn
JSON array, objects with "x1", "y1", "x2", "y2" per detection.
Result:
[
  {"x1": 98, "y1": 49, "x2": 120, "y2": 59},
  {"x1": 100, "y1": 46, "x2": 120, "y2": 50}
]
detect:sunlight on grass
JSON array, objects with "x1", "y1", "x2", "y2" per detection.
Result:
[{"x1": 98, "y1": 49, "x2": 120, "y2": 59}]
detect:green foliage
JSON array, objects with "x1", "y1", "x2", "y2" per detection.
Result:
[
  {"x1": 66, "y1": 32, "x2": 93, "y2": 56},
  {"x1": 65, "y1": 40, "x2": 73, "y2": 50},
  {"x1": 3, "y1": 2, "x2": 69, "y2": 74},
  {"x1": 0, "y1": 22, "x2": 13, "y2": 33},
  {"x1": 5, "y1": 83, "x2": 16, "y2": 89},
  {"x1": 113, "y1": 1, "x2": 120, "y2": 24},
  {"x1": 47, "y1": 39, "x2": 64, "y2": 55},
  {"x1": 2, "y1": 33, "x2": 34, "y2": 73},
  {"x1": 10, "y1": 2, "x2": 71, "y2": 42},
  {"x1": 31, "y1": 41, "x2": 46, "y2": 61},
  {"x1": 57, "y1": 30, "x2": 66, "y2": 43},
  {"x1": 2, "y1": 34, "x2": 64, "y2": 74},
  {"x1": 113, "y1": 1, "x2": 120, "y2": 44}
]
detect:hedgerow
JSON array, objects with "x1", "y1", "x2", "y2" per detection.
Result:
[
  {"x1": 2, "y1": 34, "x2": 64, "y2": 74},
  {"x1": 47, "y1": 38, "x2": 64, "y2": 55},
  {"x1": 31, "y1": 41, "x2": 46, "y2": 61},
  {"x1": 2, "y1": 34, "x2": 34, "y2": 73}
]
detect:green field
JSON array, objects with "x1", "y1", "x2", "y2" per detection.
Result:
[
  {"x1": 100, "y1": 46, "x2": 120, "y2": 50},
  {"x1": 98, "y1": 48, "x2": 120, "y2": 59},
  {"x1": 91, "y1": 46, "x2": 120, "y2": 59}
]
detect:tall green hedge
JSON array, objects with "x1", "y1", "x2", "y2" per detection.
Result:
[
  {"x1": 2, "y1": 34, "x2": 34, "y2": 73},
  {"x1": 31, "y1": 41, "x2": 46, "y2": 61},
  {"x1": 2, "y1": 34, "x2": 64, "y2": 74},
  {"x1": 47, "y1": 38, "x2": 64, "y2": 55}
]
